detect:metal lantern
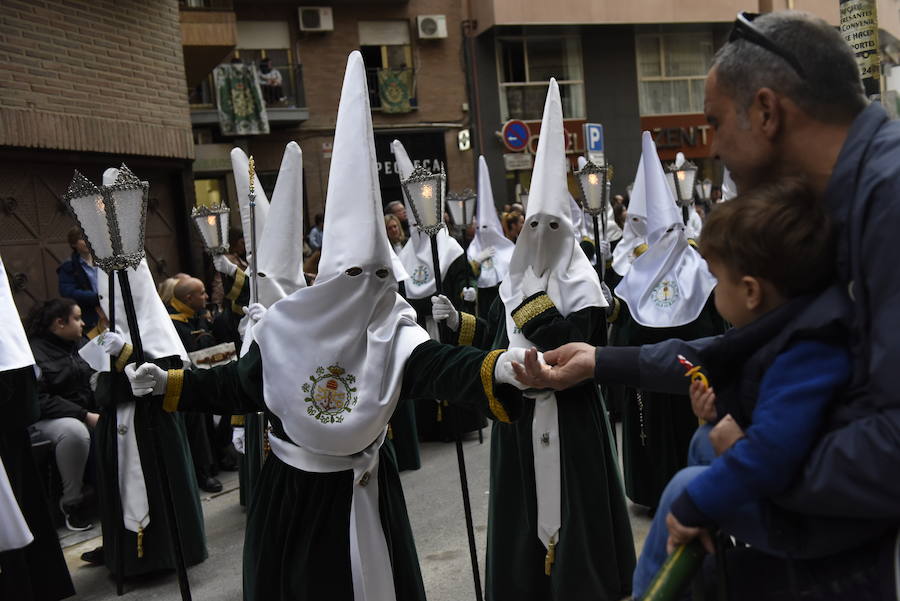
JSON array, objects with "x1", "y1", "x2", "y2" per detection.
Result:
[
  {"x1": 575, "y1": 160, "x2": 611, "y2": 216},
  {"x1": 401, "y1": 164, "x2": 446, "y2": 237},
  {"x1": 695, "y1": 178, "x2": 713, "y2": 204},
  {"x1": 191, "y1": 202, "x2": 231, "y2": 255},
  {"x1": 665, "y1": 159, "x2": 699, "y2": 206},
  {"x1": 447, "y1": 188, "x2": 477, "y2": 228},
  {"x1": 63, "y1": 165, "x2": 148, "y2": 272}
]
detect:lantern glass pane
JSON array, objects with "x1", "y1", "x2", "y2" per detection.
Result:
[
  {"x1": 578, "y1": 170, "x2": 605, "y2": 211},
  {"x1": 702, "y1": 178, "x2": 712, "y2": 199},
  {"x1": 676, "y1": 166, "x2": 697, "y2": 200},
  {"x1": 70, "y1": 192, "x2": 114, "y2": 260},
  {"x1": 195, "y1": 213, "x2": 220, "y2": 249},
  {"x1": 110, "y1": 187, "x2": 145, "y2": 256},
  {"x1": 217, "y1": 209, "x2": 230, "y2": 250},
  {"x1": 408, "y1": 178, "x2": 443, "y2": 228},
  {"x1": 447, "y1": 199, "x2": 465, "y2": 225}
]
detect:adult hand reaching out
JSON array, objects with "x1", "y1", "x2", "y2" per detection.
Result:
[{"x1": 510, "y1": 343, "x2": 596, "y2": 390}]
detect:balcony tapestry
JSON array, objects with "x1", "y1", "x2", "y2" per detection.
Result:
[
  {"x1": 213, "y1": 63, "x2": 270, "y2": 135},
  {"x1": 377, "y1": 68, "x2": 414, "y2": 114}
]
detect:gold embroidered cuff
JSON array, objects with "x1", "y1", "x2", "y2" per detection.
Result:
[
  {"x1": 633, "y1": 243, "x2": 649, "y2": 258},
  {"x1": 481, "y1": 349, "x2": 511, "y2": 423},
  {"x1": 85, "y1": 324, "x2": 103, "y2": 340},
  {"x1": 512, "y1": 293, "x2": 555, "y2": 330},
  {"x1": 607, "y1": 298, "x2": 621, "y2": 323},
  {"x1": 226, "y1": 268, "x2": 246, "y2": 302},
  {"x1": 115, "y1": 344, "x2": 133, "y2": 372},
  {"x1": 458, "y1": 312, "x2": 476, "y2": 346},
  {"x1": 230, "y1": 414, "x2": 246, "y2": 426},
  {"x1": 469, "y1": 260, "x2": 481, "y2": 278},
  {"x1": 162, "y1": 369, "x2": 184, "y2": 413}
]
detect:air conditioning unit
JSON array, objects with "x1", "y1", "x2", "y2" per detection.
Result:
[
  {"x1": 416, "y1": 15, "x2": 447, "y2": 39},
  {"x1": 298, "y1": 7, "x2": 334, "y2": 32}
]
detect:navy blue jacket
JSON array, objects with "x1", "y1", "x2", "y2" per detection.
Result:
[
  {"x1": 57, "y1": 251, "x2": 100, "y2": 330},
  {"x1": 597, "y1": 103, "x2": 900, "y2": 553}
]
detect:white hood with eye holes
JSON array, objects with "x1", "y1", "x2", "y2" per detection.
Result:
[
  {"x1": 614, "y1": 132, "x2": 716, "y2": 328},
  {"x1": 253, "y1": 51, "x2": 429, "y2": 458},
  {"x1": 467, "y1": 155, "x2": 514, "y2": 287},
  {"x1": 499, "y1": 79, "x2": 605, "y2": 339},
  {"x1": 612, "y1": 154, "x2": 649, "y2": 276}
]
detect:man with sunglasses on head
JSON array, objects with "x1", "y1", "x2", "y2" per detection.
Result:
[{"x1": 516, "y1": 10, "x2": 900, "y2": 599}]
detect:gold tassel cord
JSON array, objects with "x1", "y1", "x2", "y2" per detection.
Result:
[
  {"x1": 544, "y1": 535, "x2": 557, "y2": 575},
  {"x1": 137, "y1": 526, "x2": 144, "y2": 558}
]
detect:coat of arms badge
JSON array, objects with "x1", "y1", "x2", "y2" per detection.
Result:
[{"x1": 301, "y1": 364, "x2": 358, "y2": 424}]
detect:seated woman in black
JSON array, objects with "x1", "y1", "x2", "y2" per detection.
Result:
[{"x1": 26, "y1": 297, "x2": 99, "y2": 531}]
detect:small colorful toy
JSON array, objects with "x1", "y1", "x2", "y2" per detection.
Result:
[{"x1": 677, "y1": 354, "x2": 709, "y2": 388}]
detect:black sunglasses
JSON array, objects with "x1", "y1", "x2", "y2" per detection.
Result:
[{"x1": 728, "y1": 12, "x2": 807, "y2": 80}]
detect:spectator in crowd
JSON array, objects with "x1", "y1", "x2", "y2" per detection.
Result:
[
  {"x1": 632, "y1": 179, "x2": 845, "y2": 596},
  {"x1": 258, "y1": 57, "x2": 284, "y2": 105},
  {"x1": 384, "y1": 214, "x2": 406, "y2": 254},
  {"x1": 308, "y1": 213, "x2": 324, "y2": 251},
  {"x1": 385, "y1": 200, "x2": 410, "y2": 237},
  {"x1": 57, "y1": 226, "x2": 102, "y2": 334},
  {"x1": 26, "y1": 298, "x2": 98, "y2": 531},
  {"x1": 167, "y1": 276, "x2": 223, "y2": 493},
  {"x1": 503, "y1": 211, "x2": 524, "y2": 242}
]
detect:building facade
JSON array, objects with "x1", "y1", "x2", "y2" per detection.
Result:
[
  {"x1": 0, "y1": 0, "x2": 197, "y2": 315},
  {"x1": 468, "y1": 0, "x2": 900, "y2": 202},
  {"x1": 187, "y1": 0, "x2": 475, "y2": 229}
]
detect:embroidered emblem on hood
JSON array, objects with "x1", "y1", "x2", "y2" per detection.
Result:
[{"x1": 302, "y1": 364, "x2": 358, "y2": 424}]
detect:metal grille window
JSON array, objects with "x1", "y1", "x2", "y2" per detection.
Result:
[
  {"x1": 496, "y1": 36, "x2": 585, "y2": 121},
  {"x1": 636, "y1": 33, "x2": 714, "y2": 115}
]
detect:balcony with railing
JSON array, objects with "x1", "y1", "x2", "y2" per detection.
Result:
[{"x1": 189, "y1": 63, "x2": 309, "y2": 129}]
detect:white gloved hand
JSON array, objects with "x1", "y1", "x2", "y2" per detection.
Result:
[
  {"x1": 243, "y1": 303, "x2": 267, "y2": 325},
  {"x1": 213, "y1": 254, "x2": 238, "y2": 277},
  {"x1": 597, "y1": 239, "x2": 612, "y2": 262},
  {"x1": 124, "y1": 363, "x2": 167, "y2": 397},
  {"x1": 493, "y1": 348, "x2": 544, "y2": 391},
  {"x1": 98, "y1": 329, "x2": 126, "y2": 356},
  {"x1": 462, "y1": 286, "x2": 477, "y2": 303},
  {"x1": 600, "y1": 282, "x2": 613, "y2": 307},
  {"x1": 231, "y1": 427, "x2": 245, "y2": 455},
  {"x1": 521, "y1": 266, "x2": 550, "y2": 298},
  {"x1": 431, "y1": 295, "x2": 460, "y2": 332},
  {"x1": 475, "y1": 246, "x2": 495, "y2": 263}
]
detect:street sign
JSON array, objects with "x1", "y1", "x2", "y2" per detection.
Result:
[
  {"x1": 501, "y1": 120, "x2": 530, "y2": 152},
  {"x1": 583, "y1": 122, "x2": 604, "y2": 164},
  {"x1": 503, "y1": 152, "x2": 534, "y2": 171},
  {"x1": 458, "y1": 128, "x2": 471, "y2": 151}
]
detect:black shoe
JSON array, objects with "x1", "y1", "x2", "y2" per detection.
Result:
[
  {"x1": 81, "y1": 546, "x2": 104, "y2": 565},
  {"x1": 61, "y1": 502, "x2": 92, "y2": 532},
  {"x1": 199, "y1": 475, "x2": 223, "y2": 493}
]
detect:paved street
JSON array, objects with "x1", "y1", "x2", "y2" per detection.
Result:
[{"x1": 61, "y1": 425, "x2": 650, "y2": 601}]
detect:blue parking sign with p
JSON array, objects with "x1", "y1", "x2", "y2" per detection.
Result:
[{"x1": 585, "y1": 123, "x2": 603, "y2": 153}]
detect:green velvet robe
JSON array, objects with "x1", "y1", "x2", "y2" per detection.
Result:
[
  {"x1": 405, "y1": 253, "x2": 484, "y2": 443},
  {"x1": 608, "y1": 296, "x2": 727, "y2": 508},
  {"x1": 94, "y1": 355, "x2": 208, "y2": 579},
  {"x1": 456, "y1": 296, "x2": 636, "y2": 601},
  {"x1": 168, "y1": 340, "x2": 522, "y2": 601},
  {"x1": 0, "y1": 366, "x2": 74, "y2": 601}
]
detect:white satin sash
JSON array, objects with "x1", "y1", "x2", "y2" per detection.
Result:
[{"x1": 268, "y1": 430, "x2": 396, "y2": 601}]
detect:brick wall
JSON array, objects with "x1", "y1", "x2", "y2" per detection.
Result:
[{"x1": 0, "y1": 0, "x2": 194, "y2": 159}]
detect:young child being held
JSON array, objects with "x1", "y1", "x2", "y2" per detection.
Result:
[{"x1": 631, "y1": 178, "x2": 851, "y2": 597}]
